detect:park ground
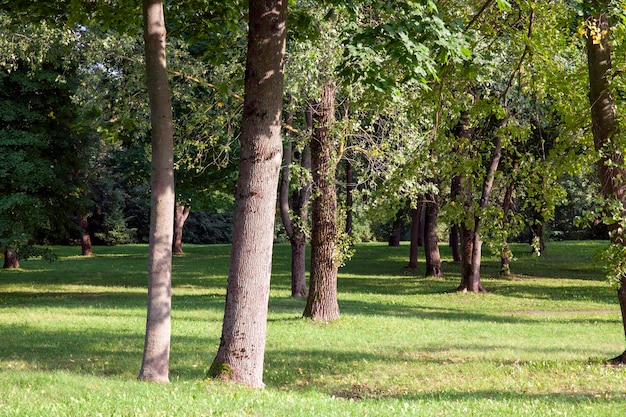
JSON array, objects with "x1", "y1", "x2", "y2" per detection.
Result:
[{"x1": 1, "y1": 241, "x2": 626, "y2": 416}]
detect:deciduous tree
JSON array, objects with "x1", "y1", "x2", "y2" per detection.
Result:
[{"x1": 208, "y1": 0, "x2": 287, "y2": 388}]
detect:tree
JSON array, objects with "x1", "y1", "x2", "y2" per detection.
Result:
[
  {"x1": 208, "y1": 0, "x2": 287, "y2": 388},
  {"x1": 583, "y1": 2, "x2": 626, "y2": 363},
  {"x1": 0, "y1": 17, "x2": 89, "y2": 267},
  {"x1": 138, "y1": 0, "x2": 176, "y2": 383},
  {"x1": 303, "y1": 82, "x2": 341, "y2": 321},
  {"x1": 279, "y1": 103, "x2": 312, "y2": 298},
  {"x1": 424, "y1": 192, "x2": 442, "y2": 277}
]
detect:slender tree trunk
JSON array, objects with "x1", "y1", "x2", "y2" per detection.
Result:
[
  {"x1": 3, "y1": 248, "x2": 20, "y2": 269},
  {"x1": 388, "y1": 212, "x2": 402, "y2": 247},
  {"x1": 172, "y1": 203, "x2": 190, "y2": 255},
  {"x1": 408, "y1": 205, "x2": 420, "y2": 270},
  {"x1": 209, "y1": 0, "x2": 287, "y2": 387},
  {"x1": 304, "y1": 82, "x2": 340, "y2": 321},
  {"x1": 464, "y1": 134, "x2": 502, "y2": 293},
  {"x1": 585, "y1": 10, "x2": 626, "y2": 363},
  {"x1": 279, "y1": 107, "x2": 310, "y2": 298},
  {"x1": 345, "y1": 159, "x2": 354, "y2": 237},
  {"x1": 424, "y1": 192, "x2": 442, "y2": 277},
  {"x1": 458, "y1": 222, "x2": 474, "y2": 291},
  {"x1": 449, "y1": 225, "x2": 461, "y2": 262},
  {"x1": 77, "y1": 214, "x2": 93, "y2": 257},
  {"x1": 449, "y1": 176, "x2": 462, "y2": 262},
  {"x1": 291, "y1": 142, "x2": 311, "y2": 298},
  {"x1": 500, "y1": 176, "x2": 515, "y2": 276},
  {"x1": 139, "y1": 0, "x2": 175, "y2": 384}
]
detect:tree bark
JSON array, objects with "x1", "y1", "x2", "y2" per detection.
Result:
[
  {"x1": 172, "y1": 203, "x2": 190, "y2": 255},
  {"x1": 278, "y1": 107, "x2": 310, "y2": 298},
  {"x1": 449, "y1": 176, "x2": 462, "y2": 262},
  {"x1": 77, "y1": 214, "x2": 93, "y2": 257},
  {"x1": 290, "y1": 142, "x2": 311, "y2": 298},
  {"x1": 408, "y1": 205, "x2": 421, "y2": 270},
  {"x1": 424, "y1": 193, "x2": 442, "y2": 277},
  {"x1": 3, "y1": 249, "x2": 20, "y2": 269},
  {"x1": 500, "y1": 176, "x2": 515, "y2": 276},
  {"x1": 139, "y1": 0, "x2": 175, "y2": 384},
  {"x1": 585, "y1": 10, "x2": 626, "y2": 363},
  {"x1": 464, "y1": 134, "x2": 502, "y2": 292},
  {"x1": 303, "y1": 82, "x2": 340, "y2": 321},
  {"x1": 209, "y1": 0, "x2": 287, "y2": 388},
  {"x1": 345, "y1": 159, "x2": 354, "y2": 237},
  {"x1": 388, "y1": 212, "x2": 402, "y2": 246}
]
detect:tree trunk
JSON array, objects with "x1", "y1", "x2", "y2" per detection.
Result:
[
  {"x1": 345, "y1": 159, "x2": 354, "y2": 237},
  {"x1": 585, "y1": 10, "x2": 626, "y2": 363},
  {"x1": 77, "y1": 214, "x2": 93, "y2": 257},
  {"x1": 500, "y1": 173, "x2": 516, "y2": 276},
  {"x1": 303, "y1": 82, "x2": 340, "y2": 321},
  {"x1": 279, "y1": 107, "x2": 310, "y2": 298},
  {"x1": 424, "y1": 193, "x2": 442, "y2": 278},
  {"x1": 408, "y1": 206, "x2": 420, "y2": 270},
  {"x1": 449, "y1": 175, "x2": 462, "y2": 262},
  {"x1": 290, "y1": 141, "x2": 311, "y2": 298},
  {"x1": 464, "y1": 134, "x2": 502, "y2": 293},
  {"x1": 209, "y1": 0, "x2": 287, "y2": 388},
  {"x1": 458, "y1": 222, "x2": 474, "y2": 291},
  {"x1": 388, "y1": 212, "x2": 402, "y2": 247},
  {"x1": 139, "y1": 0, "x2": 176, "y2": 384},
  {"x1": 3, "y1": 248, "x2": 20, "y2": 269},
  {"x1": 449, "y1": 225, "x2": 461, "y2": 262},
  {"x1": 172, "y1": 203, "x2": 190, "y2": 255}
]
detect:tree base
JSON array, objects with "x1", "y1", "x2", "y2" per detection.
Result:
[
  {"x1": 608, "y1": 350, "x2": 626, "y2": 365},
  {"x1": 456, "y1": 284, "x2": 490, "y2": 294},
  {"x1": 291, "y1": 289, "x2": 309, "y2": 298}
]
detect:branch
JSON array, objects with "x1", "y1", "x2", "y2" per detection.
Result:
[
  {"x1": 464, "y1": 0, "x2": 496, "y2": 34},
  {"x1": 503, "y1": 7, "x2": 535, "y2": 104}
]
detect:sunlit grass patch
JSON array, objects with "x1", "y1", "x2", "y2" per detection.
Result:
[{"x1": 1, "y1": 241, "x2": 626, "y2": 416}]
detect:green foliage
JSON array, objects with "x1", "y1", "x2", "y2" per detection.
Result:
[
  {"x1": 183, "y1": 212, "x2": 234, "y2": 245},
  {"x1": 0, "y1": 17, "x2": 93, "y2": 253},
  {"x1": 340, "y1": 0, "x2": 470, "y2": 94}
]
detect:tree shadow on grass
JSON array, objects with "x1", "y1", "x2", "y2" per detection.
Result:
[
  {"x1": 0, "y1": 321, "x2": 220, "y2": 380},
  {"x1": 262, "y1": 346, "x2": 626, "y2": 406}
]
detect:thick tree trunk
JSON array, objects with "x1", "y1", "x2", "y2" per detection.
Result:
[
  {"x1": 424, "y1": 193, "x2": 442, "y2": 278},
  {"x1": 77, "y1": 214, "x2": 93, "y2": 257},
  {"x1": 3, "y1": 248, "x2": 20, "y2": 269},
  {"x1": 139, "y1": 0, "x2": 176, "y2": 384},
  {"x1": 586, "y1": 11, "x2": 626, "y2": 363},
  {"x1": 304, "y1": 82, "x2": 340, "y2": 321},
  {"x1": 209, "y1": 0, "x2": 287, "y2": 388},
  {"x1": 172, "y1": 203, "x2": 190, "y2": 255},
  {"x1": 408, "y1": 206, "x2": 421, "y2": 270}
]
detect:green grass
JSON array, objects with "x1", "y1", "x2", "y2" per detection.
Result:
[{"x1": 1, "y1": 241, "x2": 626, "y2": 416}]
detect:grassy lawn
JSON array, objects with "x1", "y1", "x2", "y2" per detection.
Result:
[{"x1": 1, "y1": 241, "x2": 626, "y2": 416}]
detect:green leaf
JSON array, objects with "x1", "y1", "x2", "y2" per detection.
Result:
[{"x1": 496, "y1": 0, "x2": 512, "y2": 11}]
